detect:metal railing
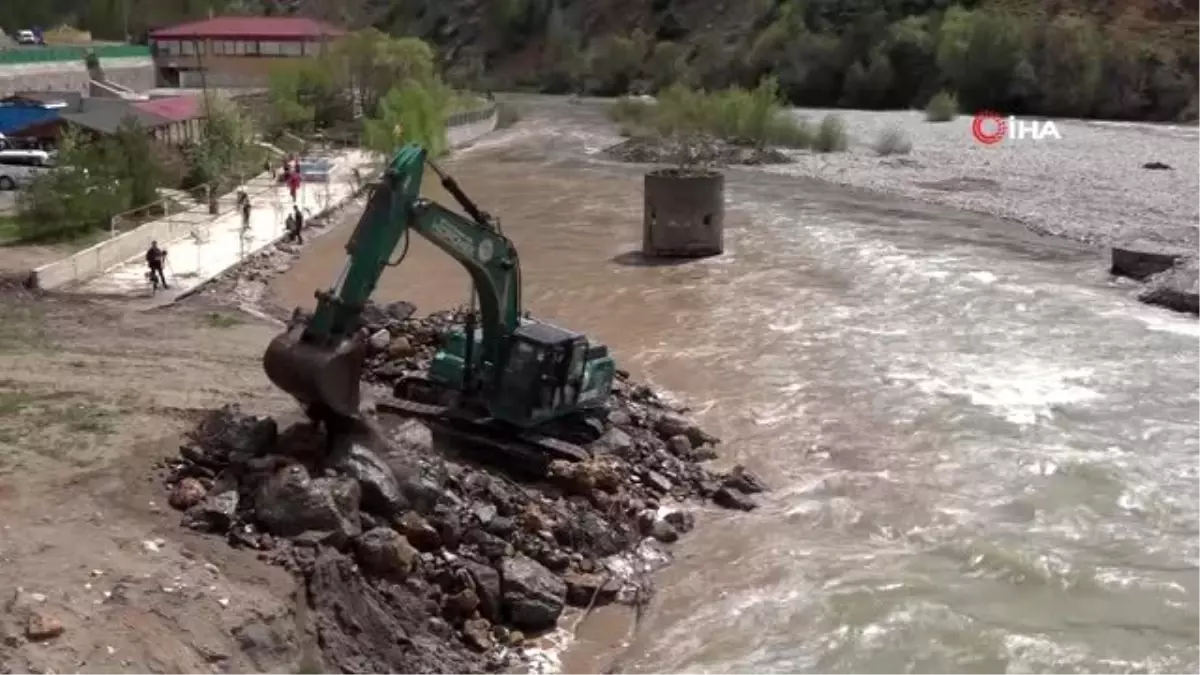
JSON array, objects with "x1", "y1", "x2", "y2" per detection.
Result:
[
  {"x1": 0, "y1": 45, "x2": 150, "y2": 65},
  {"x1": 446, "y1": 102, "x2": 498, "y2": 128}
]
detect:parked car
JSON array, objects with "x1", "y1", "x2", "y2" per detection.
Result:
[{"x1": 0, "y1": 149, "x2": 55, "y2": 190}]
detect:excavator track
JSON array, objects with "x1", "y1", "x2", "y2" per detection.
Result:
[{"x1": 376, "y1": 393, "x2": 590, "y2": 473}]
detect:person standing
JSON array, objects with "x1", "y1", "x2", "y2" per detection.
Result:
[
  {"x1": 292, "y1": 205, "x2": 304, "y2": 244},
  {"x1": 287, "y1": 169, "x2": 301, "y2": 203},
  {"x1": 241, "y1": 195, "x2": 252, "y2": 230},
  {"x1": 145, "y1": 240, "x2": 169, "y2": 290}
]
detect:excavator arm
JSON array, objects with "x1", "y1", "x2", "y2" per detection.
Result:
[{"x1": 263, "y1": 142, "x2": 523, "y2": 419}]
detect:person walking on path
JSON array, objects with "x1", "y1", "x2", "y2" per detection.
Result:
[
  {"x1": 287, "y1": 169, "x2": 301, "y2": 203},
  {"x1": 241, "y1": 195, "x2": 252, "y2": 230},
  {"x1": 145, "y1": 241, "x2": 169, "y2": 290},
  {"x1": 292, "y1": 205, "x2": 305, "y2": 244}
]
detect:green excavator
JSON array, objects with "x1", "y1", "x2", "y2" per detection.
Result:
[{"x1": 262, "y1": 143, "x2": 617, "y2": 465}]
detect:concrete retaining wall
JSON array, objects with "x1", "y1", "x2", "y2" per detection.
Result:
[
  {"x1": 448, "y1": 104, "x2": 497, "y2": 149},
  {"x1": 29, "y1": 104, "x2": 499, "y2": 291},
  {"x1": 0, "y1": 57, "x2": 155, "y2": 97},
  {"x1": 32, "y1": 210, "x2": 205, "y2": 290}
]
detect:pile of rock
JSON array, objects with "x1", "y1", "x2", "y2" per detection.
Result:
[
  {"x1": 1138, "y1": 256, "x2": 1199, "y2": 315},
  {"x1": 603, "y1": 135, "x2": 792, "y2": 167},
  {"x1": 162, "y1": 300, "x2": 766, "y2": 672}
]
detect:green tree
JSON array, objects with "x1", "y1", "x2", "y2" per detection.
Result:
[
  {"x1": 882, "y1": 16, "x2": 937, "y2": 107},
  {"x1": 936, "y1": 7, "x2": 1029, "y2": 111},
  {"x1": 112, "y1": 117, "x2": 160, "y2": 207},
  {"x1": 647, "y1": 41, "x2": 689, "y2": 90},
  {"x1": 539, "y1": 6, "x2": 585, "y2": 93},
  {"x1": 185, "y1": 96, "x2": 254, "y2": 192},
  {"x1": 363, "y1": 85, "x2": 448, "y2": 157},
  {"x1": 1034, "y1": 15, "x2": 1104, "y2": 117},
  {"x1": 334, "y1": 30, "x2": 440, "y2": 115},
  {"x1": 17, "y1": 127, "x2": 128, "y2": 241},
  {"x1": 267, "y1": 63, "x2": 316, "y2": 134},
  {"x1": 585, "y1": 35, "x2": 643, "y2": 95},
  {"x1": 840, "y1": 52, "x2": 894, "y2": 108}
]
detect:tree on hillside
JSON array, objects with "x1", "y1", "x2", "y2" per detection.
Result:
[
  {"x1": 1033, "y1": 15, "x2": 1104, "y2": 117},
  {"x1": 936, "y1": 7, "x2": 1029, "y2": 111}
]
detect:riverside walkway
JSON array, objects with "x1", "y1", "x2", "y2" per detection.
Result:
[{"x1": 75, "y1": 149, "x2": 377, "y2": 300}]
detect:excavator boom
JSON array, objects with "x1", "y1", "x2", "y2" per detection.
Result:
[
  {"x1": 263, "y1": 142, "x2": 616, "y2": 471},
  {"x1": 264, "y1": 143, "x2": 523, "y2": 420}
]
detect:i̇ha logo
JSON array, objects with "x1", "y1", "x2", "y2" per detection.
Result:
[{"x1": 971, "y1": 111, "x2": 1061, "y2": 145}]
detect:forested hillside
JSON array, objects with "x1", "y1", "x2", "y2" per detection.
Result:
[{"x1": 3, "y1": 0, "x2": 1196, "y2": 121}]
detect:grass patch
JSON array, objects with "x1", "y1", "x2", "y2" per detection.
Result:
[
  {"x1": 813, "y1": 114, "x2": 849, "y2": 153},
  {"x1": 0, "y1": 303, "x2": 54, "y2": 353},
  {"x1": 926, "y1": 90, "x2": 959, "y2": 122},
  {"x1": 0, "y1": 212, "x2": 110, "y2": 247},
  {"x1": 873, "y1": 125, "x2": 913, "y2": 155},
  {"x1": 204, "y1": 312, "x2": 243, "y2": 329},
  {"x1": 60, "y1": 402, "x2": 114, "y2": 434},
  {"x1": 0, "y1": 215, "x2": 20, "y2": 243},
  {"x1": 0, "y1": 388, "x2": 113, "y2": 454},
  {"x1": 0, "y1": 390, "x2": 40, "y2": 416},
  {"x1": 608, "y1": 78, "x2": 813, "y2": 149}
]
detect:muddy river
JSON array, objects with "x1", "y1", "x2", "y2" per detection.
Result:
[{"x1": 272, "y1": 98, "x2": 1199, "y2": 673}]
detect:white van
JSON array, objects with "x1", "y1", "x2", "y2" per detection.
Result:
[{"x1": 0, "y1": 149, "x2": 55, "y2": 190}]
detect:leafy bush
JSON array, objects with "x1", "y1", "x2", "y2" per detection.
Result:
[
  {"x1": 813, "y1": 114, "x2": 849, "y2": 152},
  {"x1": 608, "y1": 78, "x2": 811, "y2": 148},
  {"x1": 363, "y1": 83, "x2": 449, "y2": 157},
  {"x1": 16, "y1": 125, "x2": 162, "y2": 243},
  {"x1": 873, "y1": 125, "x2": 912, "y2": 155},
  {"x1": 925, "y1": 90, "x2": 959, "y2": 122}
]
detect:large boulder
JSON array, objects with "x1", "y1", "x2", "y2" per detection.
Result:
[
  {"x1": 255, "y1": 465, "x2": 361, "y2": 546},
  {"x1": 499, "y1": 554, "x2": 566, "y2": 631},
  {"x1": 355, "y1": 527, "x2": 419, "y2": 579},
  {"x1": 1111, "y1": 241, "x2": 1185, "y2": 281},
  {"x1": 183, "y1": 405, "x2": 277, "y2": 468},
  {"x1": 330, "y1": 442, "x2": 407, "y2": 517},
  {"x1": 1138, "y1": 257, "x2": 1200, "y2": 315}
]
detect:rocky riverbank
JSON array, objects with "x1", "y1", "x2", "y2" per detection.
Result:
[
  {"x1": 754, "y1": 109, "x2": 1199, "y2": 316},
  {"x1": 602, "y1": 135, "x2": 791, "y2": 167},
  {"x1": 160, "y1": 301, "x2": 765, "y2": 673}
]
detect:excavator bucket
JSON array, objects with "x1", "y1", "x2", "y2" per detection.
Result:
[{"x1": 262, "y1": 325, "x2": 366, "y2": 419}]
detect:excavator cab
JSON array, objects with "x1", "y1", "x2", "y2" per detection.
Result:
[{"x1": 492, "y1": 321, "x2": 599, "y2": 427}]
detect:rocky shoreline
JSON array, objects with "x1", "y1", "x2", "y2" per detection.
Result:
[
  {"x1": 163, "y1": 285, "x2": 764, "y2": 671},
  {"x1": 602, "y1": 135, "x2": 791, "y2": 167}
]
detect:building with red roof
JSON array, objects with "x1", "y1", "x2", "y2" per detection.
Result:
[{"x1": 149, "y1": 16, "x2": 345, "y2": 88}]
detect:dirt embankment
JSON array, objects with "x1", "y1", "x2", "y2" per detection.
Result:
[
  {"x1": 0, "y1": 288, "x2": 304, "y2": 674},
  {"x1": 0, "y1": 192, "x2": 767, "y2": 673}
]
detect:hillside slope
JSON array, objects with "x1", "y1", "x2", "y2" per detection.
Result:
[{"x1": 4, "y1": 0, "x2": 1196, "y2": 121}]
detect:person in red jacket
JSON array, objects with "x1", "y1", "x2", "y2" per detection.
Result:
[{"x1": 287, "y1": 169, "x2": 301, "y2": 203}]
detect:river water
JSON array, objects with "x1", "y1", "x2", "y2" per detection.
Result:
[{"x1": 272, "y1": 97, "x2": 1199, "y2": 673}]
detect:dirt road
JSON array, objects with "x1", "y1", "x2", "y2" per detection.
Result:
[{"x1": 0, "y1": 291, "x2": 310, "y2": 673}]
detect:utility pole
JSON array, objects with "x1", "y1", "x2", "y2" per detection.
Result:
[{"x1": 122, "y1": 0, "x2": 130, "y2": 43}]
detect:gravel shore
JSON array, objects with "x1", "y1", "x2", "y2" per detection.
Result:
[{"x1": 765, "y1": 108, "x2": 1199, "y2": 253}]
